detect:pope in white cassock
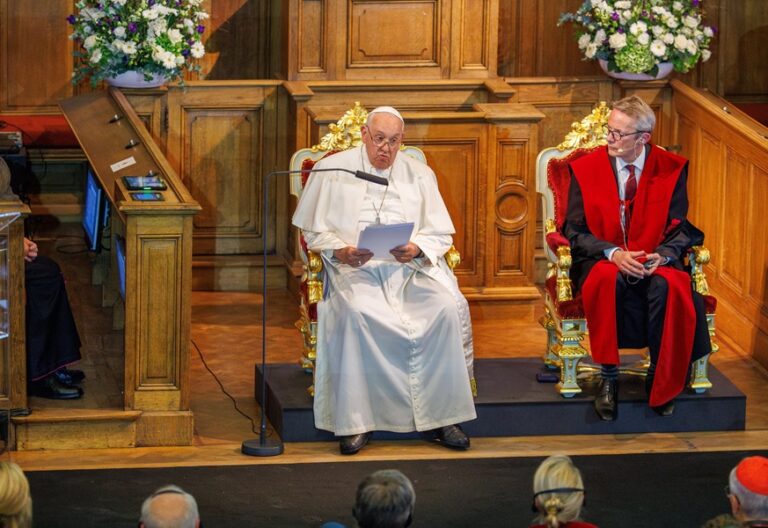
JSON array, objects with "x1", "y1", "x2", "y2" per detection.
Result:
[{"x1": 292, "y1": 106, "x2": 477, "y2": 455}]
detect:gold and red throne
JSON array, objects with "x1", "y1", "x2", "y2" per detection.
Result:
[{"x1": 535, "y1": 103, "x2": 718, "y2": 397}]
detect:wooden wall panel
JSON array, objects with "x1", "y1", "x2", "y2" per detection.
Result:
[
  {"x1": 715, "y1": 1, "x2": 768, "y2": 101},
  {"x1": 165, "y1": 83, "x2": 281, "y2": 256},
  {"x1": 672, "y1": 80, "x2": 768, "y2": 368},
  {"x1": 298, "y1": 0, "x2": 327, "y2": 74},
  {"x1": 451, "y1": 0, "x2": 497, "y2": 77},
  {"x1": 0, "y1": 0, "x2": 76, "y2": 112}
]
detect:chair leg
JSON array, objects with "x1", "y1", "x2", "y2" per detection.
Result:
[
  {"x1": 554, "y1": 325, "x2": 589, "y2": 398},
  {"x1": 690, "y1": 314, "x2": 717, "y2": 393},
  {"x1": 539, "y1": 308, "x2": 559, "y2": 369}
]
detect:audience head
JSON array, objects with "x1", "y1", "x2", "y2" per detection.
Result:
[
  {"x1": 139, "y1": 485, "x2": 200, "y2": 528},
  {"x1": 532, "y1": 455, "x2": 586, "y2": 528},
  {"x1": 728, "y1": 456, "x2": 768, "y2": 522},
  {"x1": 0, "y1": 461, "x2": 32, "y2": 528},
  {"x1": 353, "y1": 469, "x2": 415, "y2": 528},
  {"x1": 362, "y1": 106, "x2": 405, "y2": 170}
]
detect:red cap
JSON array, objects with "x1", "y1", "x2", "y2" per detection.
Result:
[{"x1": 736, "y1": 456, "x2": 768, "y2": 495}]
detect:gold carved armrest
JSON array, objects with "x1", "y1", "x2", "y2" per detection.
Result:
[
  {"x1": 445, "y1": 245, "x2": 461, "y2": 270},
  {"x1": 688, "y1": 245, "x2": 710, "y2": 295},
  {"x1": 306, "y1": 249, "x2": 324, "y2": 304},
  {"x1": 545, "y1": 218, "x2": 574, "y2": 303}
]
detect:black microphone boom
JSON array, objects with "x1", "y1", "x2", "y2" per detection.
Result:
[{"x1": 241, "y1": 163, "x2": 385, "y2": 457}]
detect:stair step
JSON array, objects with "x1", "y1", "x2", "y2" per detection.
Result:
[{"x1": 13, "y1": 409, "x2": 141, "y2": 451}]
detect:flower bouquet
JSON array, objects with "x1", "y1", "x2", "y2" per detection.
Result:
[
  {"x1": 559, "y1": 0, "x2": 715, "y2": 77},
  {"x1": 69, "y1": 0, "x2": 209, "y2": 87}
]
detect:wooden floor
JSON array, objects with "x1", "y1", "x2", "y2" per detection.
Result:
[{"x1": 8, "y1": 220, "x2": 768, "y2": 472}]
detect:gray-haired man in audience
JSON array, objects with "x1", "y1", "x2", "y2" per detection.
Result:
[
  {"x1": 139, "y1": 485, "x2": 200, "y2": 528},
  {"x1": 353, "y1": 469, "x2": 415, "y2": 528}
]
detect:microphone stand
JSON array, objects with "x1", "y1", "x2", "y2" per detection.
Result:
[{"x1": 241, "y1": 165, "x2": 386, "y2": 457}]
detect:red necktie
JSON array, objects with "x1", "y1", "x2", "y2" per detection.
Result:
[{"x1": 624, "y1": 164, "x2": 637, "y2": 232}]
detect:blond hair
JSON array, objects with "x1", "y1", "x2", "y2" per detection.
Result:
[
  {"x1": 532, "y1": 455, "x2": 585, "y2": 528},
  {"x1": 611, "y1": 95, "x2": 656, "y2": 133},
  {"x1": 0, "y1": 462, "x2": 32, "y2": 528}
]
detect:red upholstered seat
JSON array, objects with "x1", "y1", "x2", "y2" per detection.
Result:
[{"x1": 0, "y1": 115, "x2": 79, "y2": 148}]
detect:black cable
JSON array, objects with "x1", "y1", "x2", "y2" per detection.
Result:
[{"x1": 191, "y1": 338, "x2": 271, "y2": 437}]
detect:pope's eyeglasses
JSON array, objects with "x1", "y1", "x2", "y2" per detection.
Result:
[{"x1": 370, "y1": 134, "x2": 402, "y2": 149}]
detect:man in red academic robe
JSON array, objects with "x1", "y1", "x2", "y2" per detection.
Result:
[{"x1": 564, "y1": 95, "x2": 711, "y2": 421}]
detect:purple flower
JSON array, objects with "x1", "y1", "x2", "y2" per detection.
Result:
[
  {"x1": 617, "y1": 27, "x2": 624, "y2": 34},
  {"x1": 692, "y1": 0, "x2": 700, "y2": 6},
  {"x1": 66, "y1": 14, "x2": 76, "y2": 24},
  {"x1": 181, "y1": 49, "x2": 190, "y2": 56},
  {"x1": 148, "y1": 0, "x2": 156, "y2": 6},
  {"x1": 196, "y1": 25, "x2": 205, "y2": 33},
  {"x1": 128, "y1": 22, "x2": 138, "y2": 33},
  {"x1": 611, "y1": 12, "x2": 619, "y2": 21}
]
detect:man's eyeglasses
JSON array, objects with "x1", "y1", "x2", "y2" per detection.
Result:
[
  {"x1": 370, "y1": 133, "x2": 402, "y2": 149},
  {"x1": 606, "y1": 125, "x2": 649, "y2": 142}
]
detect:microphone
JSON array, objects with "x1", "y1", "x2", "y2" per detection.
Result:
[
  {"x1": 242, "y1": 162, "x2": 387, "y2": 457},
  {"x1": 354, "y1": 170, "x2": 388, "y2": 186}
]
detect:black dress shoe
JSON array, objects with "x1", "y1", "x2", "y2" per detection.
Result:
[
  {"x1": 424, "y1": 424, "x2": 470, "y2": 450},
  {"x1": 645, "y1": 375, "x2": 674, "y2": 416},
  {"x1": 30, "y1": 376, "x2": 83, "y2": 400},
  {"x1": 54, "y1": 368, "x2": 85, "y2": 386},
  {"x1": 339, "y1": 432, "x2": 371, "y2": 455},
  {"x1": 594, "y1": 378, "x2": 618, "y2": 421}
]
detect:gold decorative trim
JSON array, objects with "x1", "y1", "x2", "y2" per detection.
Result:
[
  {"x1": 557, "y1": 102, "x2": 610, "y2": 151},
  {"x1": 311, "y1": 101, "x2": 368, "y2": 153}
]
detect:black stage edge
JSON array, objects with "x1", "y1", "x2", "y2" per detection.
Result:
[{"x1": 255, "y1": 358, "x2": 746, "y2": 442}]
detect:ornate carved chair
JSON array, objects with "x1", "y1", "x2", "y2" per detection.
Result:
[
  {"x1": 535, "y1": 103, "x2": 718, "y2": 397},
  {"x1": 289, "y1": 103, "x2": 468, "y2": 396}
]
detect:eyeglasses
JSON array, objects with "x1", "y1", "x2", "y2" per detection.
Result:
[
  {"x1": 369, "y1": 133, "x2": 402, "y2": 149},
  {"x1": 606, "y1": 125, "x2": 648, "y2": 142}
]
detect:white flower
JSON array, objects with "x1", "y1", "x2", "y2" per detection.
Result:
[
  {"x1": 686, "y1": 40, "x2": 698, "y2": 55},
  {"x1": 578, "y1": 33, "x2": 591, "y2": 49},
  {"x1": 190, "y1": 41, "x2": 205, "y2": 59},
  {"x1": 122, "y1": 41, "x2": 137, "y2": 55},
  {"x1": 614, "y1": 0, "x2": 631, "y2": 9},
  {"x1": 113, "y1": 26, "x2": 126, "y2": 38},
  {"x1": 630, "y1": 22, "x2": 647, "y2": 36},
  {"x1": 608, "y1": 32, "x2": 627, "y2": 50},
  {"x1": 621, "y1": 10, "x2": 632, "y2": 23},
  {"x1": 175, "y1": 55, "x2": 185, "y2": 66},
  {"x1": 704, "y1": 26, "x2": 714, "y2": 38},
  {"x1": 666, "y1": 16, "x2": 679, "y2": 29},
  {"x1": 701, "y1": 49, "x2": 711, "y2": 62},
  {"x1": 594, "y1": 29, "x2": 606, "y2": 43},
  {"x1": 81, "y1": 7, "x2": 105, "y2": 21},
  {"x1": 673, "y1": 1, "x2": 683, "y2": 12},
  {"x1": 113, "y1": 0, "x2": 127, "y2": 5},
  {"x1": 684, "y1": 15, "x2": 699, "y2": 28},
  {"x1": 663, "y1": 32, "x2": 675, "y2": 45},
  {"x1": 585, "y1": 43, "x2": 598, "y2": 59},
  {"x1": 650, "y1": 40, "x2": 667, "y2": 57},
  {"x1": 195, "y1": 11, "x2": 209, "y2": 20},
  {"x1": 674, "y1": 34, "x2": 689, "y2": 51},
  {"x1": 142, "y1": 8, "x2": 159, "y2": 20},
  {"x1": 167, "y1": 28, "x2": 183, "y2": 44},
  {"x1": 637, "y1": 32, "x2": 650, "y2": 46},
  {"x1": 651, "y1": 25, "x2": 664, "y2": 37},
  {"x1": 89, "y1": 48, "x2": 102, "y2": 63},
  {"x1": 83, "y1": 35, "x2": 98, "y2": 49}
]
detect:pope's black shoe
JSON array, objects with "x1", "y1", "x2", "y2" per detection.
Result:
[
  {"x1": 424, "y1": 424, "x2": 470, "y2": 450},
  {"x1": 594, "y1": 378, "x2": 618, "y2": 421},
  {"x1": 54, "y1": 367, "x2": 85, "y2": 386},
  {"x1": 645, "y1": 375, "x2": 675, "y2": 417},
  {"x1": 339, "y1": 432, "x2": 371, "y2": 455},
  {"x1": 30, "y1": 375, "x2": 83, "y2": 400}
]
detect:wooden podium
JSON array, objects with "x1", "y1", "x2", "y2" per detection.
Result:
[{"x1": 12, "y1": 89, "x2": 201, "y2": 449}]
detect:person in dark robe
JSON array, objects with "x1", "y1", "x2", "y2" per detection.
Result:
[
  {"x1": 24, "y1": 237, "x2": 84, "y2": 399},
  {"x1": 563, "y1": 95, "x2": 711, "y2": 421}
]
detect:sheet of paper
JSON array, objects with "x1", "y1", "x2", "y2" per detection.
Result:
[{"x1": 356, "y1": 222, "x2": 414, "y2": 260}]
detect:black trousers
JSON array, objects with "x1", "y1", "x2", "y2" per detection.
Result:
[
  {"x1": 25, "y1": 256, "x2": 81, "y2": 380},
  {"x1": 613, "y1": 272, "x2": 711, "y2": 365}
]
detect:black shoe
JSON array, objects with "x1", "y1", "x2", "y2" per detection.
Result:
[
  {"x1": 594, "y1": 378, "x2": 618, "y2": 421},
  {"x1": 30, "y1": 376, "x2": 83, "y2": 400},
  {"x1": 424, "y1": 424, "x2": 470, "y2": 450},
  {"x1": 645, "y1": 374, "x2": 674, "y2": 416},
  {"x1": 54, "y1": 368, "x2": 85, "y2": 386},
  {"x1": 339, "y1": 432, "x2": 371, "y2": 455}
]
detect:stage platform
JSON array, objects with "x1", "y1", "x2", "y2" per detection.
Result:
[{"x1": 256, "y1": 358, "x2": 746, "y2": 442}]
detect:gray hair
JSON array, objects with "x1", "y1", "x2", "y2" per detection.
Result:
[
  {"x1": 730, "y1": 466, "x2": 768, "y2": 520},
  {"x1": 353, "y1": 469, "x2": 415, "y2": 528},
  {"x1": 611, "y1": 95, "x2": 656, "y2": 133},
  {"x1": 140, "y1": 485, "x2": 199, "y2": 528}
]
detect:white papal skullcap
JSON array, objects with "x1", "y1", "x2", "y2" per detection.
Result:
[{"x1": 367, "y1": 106, "x2": 404, "y2": 125}]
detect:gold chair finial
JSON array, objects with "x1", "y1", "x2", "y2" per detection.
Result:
[
  {"x1": 311, "y1": 101, "x2": 369, "y2": 153},
  {"x1": 557, "y1": 102, "x2": 610, "y2": 151}
]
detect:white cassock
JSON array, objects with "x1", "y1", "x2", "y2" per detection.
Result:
[{"x1": 292, "y1": 145, "x2": 476, "y2": 436}]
